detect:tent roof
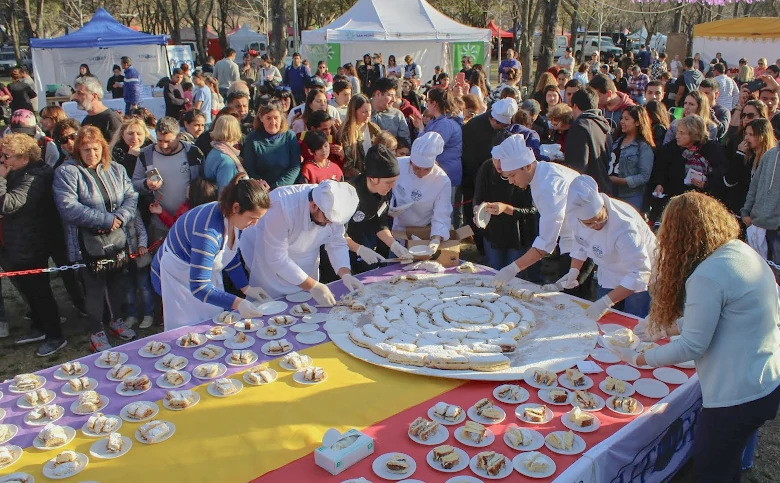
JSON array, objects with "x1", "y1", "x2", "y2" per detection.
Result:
[
  {"x1": 301, "y1": 0, "x2": 491, "y2": 43},
  {"x1": 488, "y1": 20, "x2": 512, "y2": 39},
  {"x1": 31, "y1": 8, "x2": 168, "y2": 48},
  {"x1": 694, "y1": 18, "x2": 780, "y2": 40},
  {"x1": 228, "y1": 24, "x2": 267, "y2": 39}
]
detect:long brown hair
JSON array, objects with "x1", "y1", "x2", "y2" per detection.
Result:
[
  {"x1": 739, "y1": 100, "x2": 768, "y2": 135},
  {"x1": 622, "y1": 105, "x2": 656, "y2": 148},
  {"x1": 73, "y1": 126, "x2": 111, "y2": 170},
  {"x1": 648, "y1": 192, "x2": 739, "y2": 330},
  {"x1": 468, "y1": 70, "x2": 488, "y2": 100},
  {"x1": 745, "y1": 118, "x2": 777, "y2": 171},
  {"x1": 534, "y1": 72, "x2": 557, "y2": 94},
  {"x1": 645, "y1": 100, "x2": 670, "y2": 130},
  {"x1": 685, "y1": 91, "x2": 714, "y2": 128},
  {"x1": 338, "y1": 94, "x2": 371, "y2": 147}
]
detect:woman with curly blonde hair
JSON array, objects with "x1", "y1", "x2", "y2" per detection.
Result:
[{"x1": 610, "y1": 192, "x2": 780, "y2": 483}]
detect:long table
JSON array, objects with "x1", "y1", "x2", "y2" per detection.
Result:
[{"x1": 0, "y1": 265, "x2": 700, "y2": 482}]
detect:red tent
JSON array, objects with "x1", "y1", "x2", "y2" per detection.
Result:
[{"x1": 488, "y1": 20, "x2": 513, "y2": 39}]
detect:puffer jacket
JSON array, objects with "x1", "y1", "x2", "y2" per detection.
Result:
[
  {"x1": 53, "y1": 157, "x2": 138, "y2": 262},
  {"x1": 425, "y1": 114, "x2": 463, "y2": 186}
]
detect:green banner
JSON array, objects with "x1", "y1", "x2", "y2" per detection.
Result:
[
  {"x1": 307, "y1": 44, "x2": 341, "y2": 74},
  {"x1": 452, "y1": 42, "x2": 485, "y2": 71}
]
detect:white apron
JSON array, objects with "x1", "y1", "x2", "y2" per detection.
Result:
[{"x1": 160, "y1": 220, "x2": 239, "y2": 331}]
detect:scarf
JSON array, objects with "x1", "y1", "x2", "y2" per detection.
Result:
[
  {"x1": 681, "y1": 144, "x2": 710, "y2": 175},
  {"x1": 211, "y1": 141, "x2": 246, "y2": 174}
]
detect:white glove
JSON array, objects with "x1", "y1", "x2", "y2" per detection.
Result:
[
  {"x1": 242, "y1": 286, "x2": 270, "y2": 303},
  {"x1": 428, "y1": 237, "x2": 441, "y2": 253},
  {"x1": 237, "y1": 299, "x2": 264, "y2": 319},
  {"x1": 609, "y1": 345, "x2": 640, "y2": 366},
  {"x1": 341, "y1": 273, "x2": 365, "y2": 294},
  {"x1": 356, "y1": 245, "x2": 385, "y2": 264},
  {"x1": 310, "y1": 282, "x2": 337, "y2": 307},
  {"x1": 585, "y1": 294, "x2": 615, "y2": 320},
  {"x1": 557, "y1": 268, "x2": 581, "y2": 290},
  {"x1": 492, "y1": 262, "x2": 521, "y2": 288},
  {"x1": 390, "y1": 241, "x2": 412, "y2": 260},
  {"x1": 634, "y1": 318, "x2": 668, "y2": 342}
]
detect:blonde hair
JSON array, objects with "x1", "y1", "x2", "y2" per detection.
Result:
[
  {"x1": 373, "y1": 130, "x2": 397, "y2": 151},
  {"x1": 737, "y1": 65, "x2": 754, "y2": 83},
  {"x1": 210, "y1": 115, "x2": 242, "y2": 144},
  {"x1": 649, "y1": 192, "x2": 739, "y2": 330},
  {"x1": 534, "y1": 72, "x2": 558, "y2": 94},
  {"x1": 0, "y1": 132, "x2": 41, "y2": 161},
  {"x1": 111, "y1": 117, "x2": 150, "y2": 151},
  {"x1": 338, "y1": 94, "x2": 371, "y2": 148},
  {"x1": 546, "y1": 103, "x2": 574, "y2": 125}
]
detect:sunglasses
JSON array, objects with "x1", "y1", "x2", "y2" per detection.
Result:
[
  {"x1": 0, "y1": 153, "x2": 11, "y2": 160},
  {"x1": 59, "y1": 133, "x2": 77, "y2": 144},
  {"x1": 741, "y1": 112, "x2": 758, "y2": 120}
]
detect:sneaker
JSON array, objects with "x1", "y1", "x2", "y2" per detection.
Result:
[
  {"x1": 109, "y1": 319, "x2": 136, "y2": 341},
  {"x1": 90, "y1": 331, "x2": 112, "y2": 352},
  {"x1": 36, "y1": 338, "x2": 67, "y2": 357},
  {"x1": 125, "y1": 316, "x2": 139, "y2": 328},
  {"x1": 0, "y1": 321, "x2": 8, "y2": 338},
  {"x1": 15, "y1": 328, "x2": 46, "y2": 345},
  {"x1": 60, "y1": 316, "x2": 67, "y2": 324},
  {"x1": 139, "y1": 316, "x2": 154, "y2": 329}
]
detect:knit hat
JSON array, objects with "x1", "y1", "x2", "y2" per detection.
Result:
[
  {"x1": 410, "y1": 132, "x2": 444, "y2": 169},
  {"x1": 567, "y1": 175, "x2": 605, "y2": 221},
  {"x1": 10, "y1": 109, "x2": 37, "y2": 136},
  {"x1": 311, "y1": 180, "x2": 359, "y2": 225},
  {"x1": 365, "y1": 144, "x2": 400, "y2": 178}
]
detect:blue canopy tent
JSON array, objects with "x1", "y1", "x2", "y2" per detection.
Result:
[{"x1": 31, "y1": 8, "x2": 170, "y2": 103}]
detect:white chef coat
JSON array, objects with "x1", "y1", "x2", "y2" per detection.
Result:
[
  {"x1": 561, "y1": 195, "x2": 657, "y2": 291},
  {"x1": 391, "y1": 156, "x2": 453, "y2": 240},
  {"x1": 529, "y1": 161, "x2": 579, "y2": 254},
  {"x1": 240, "y1": 184, "x2": 350, "y2": 299}
]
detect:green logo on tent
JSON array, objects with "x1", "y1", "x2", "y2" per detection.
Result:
[
  {"x1": 308, "y1": 44, "x2": 341, "y2": 74},
  {"x1": 453, "y1": 42, "x2": 484, "y2": 71}
]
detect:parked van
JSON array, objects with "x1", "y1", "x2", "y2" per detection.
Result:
[
  {"x1": 532, "y1": 35, "x2": 569, "y2": 59},
  {"x1": 574, "y1": 36, "x2": 623, "y2": 60}
]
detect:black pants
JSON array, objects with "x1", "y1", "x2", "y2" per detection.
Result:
[
  {"x1": 50, "y1": 242, "x2": 85, "y2": 312},
  {"x1": 11, "y1": 258, "x2": 63, "y2": 339},
  {"x1": 694, "y1": 383, "x2": 780, "y2": 483},
  {"x1": 82, "y1": 269, "x2": 125, "y2": 333},
  {"x1": 462, "y1": 180, "x2": 483, "y2": 254}
]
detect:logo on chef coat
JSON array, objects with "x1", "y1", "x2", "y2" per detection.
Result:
[
  {"x1": 411, "y1": 189, "x2": 423, "y2": 201},
  {"x1": 352, "y1": 211, "x2": 366, "y2": 222},
  {"x1": 396, "y1": 185, "x2": 406, "y2": 196},
  {"x1": 592, "y1": 245, "x2": 603, "y2": 257}
]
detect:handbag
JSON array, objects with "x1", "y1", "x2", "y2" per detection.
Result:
[{"x1": 77, "y1": 167, "x2": 129, "y2": 274}]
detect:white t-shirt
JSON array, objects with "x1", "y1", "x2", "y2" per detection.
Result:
[{"x1": 557, "y1": 55, "x2": 575, "y2": 71}]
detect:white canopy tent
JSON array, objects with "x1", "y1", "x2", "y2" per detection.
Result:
[
  {"x1": 228, "y1": 24, "x2": 268, "y2": 56},
  {"x1": 301, "y1": 0, "x2": 491, "y2": 82}
]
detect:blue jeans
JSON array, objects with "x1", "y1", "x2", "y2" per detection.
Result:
[
  {"x1": 451, "y1": 185, "x2": 463, "y2": 229},
  {"x1": 597, "y1": 285, "x2": 650, "y2": 318},
  {"x1": 766, "y1": 229, "x2": 780, "y2": 265},
  {"x1": 618, "y1": 193, "x2": 644, "y2": 213},
  {"x1": 484, "y1": 240, "x2": 542, "y2": 284},
  {"x1": 126, "y1": 264, "x2": 154, "y2": 318}
]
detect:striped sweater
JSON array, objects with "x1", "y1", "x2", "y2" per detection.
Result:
[{"x1": 151, "y1": 202, "x2": 248, "y2": 310}]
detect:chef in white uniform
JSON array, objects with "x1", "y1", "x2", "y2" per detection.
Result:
[
  {"x1": 489, "y1": 134, "x2": 579, "y2": 287},
  {"x1": 560, "y1": 175, "x2": 657, "y2": 319},
  {"x1": 240, "y1": 180, "x2": 363, "y2": 305},
  {"x1": 391, "y1": 132, "x2": 453, "y2": 253}
]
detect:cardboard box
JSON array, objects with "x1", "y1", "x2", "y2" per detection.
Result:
[
  {"x1": 314, "y1": 428, "x2": 375, "y2": 476},
  {"x1": 392, "y1": 226, "x2": 474, "y2": 267}
]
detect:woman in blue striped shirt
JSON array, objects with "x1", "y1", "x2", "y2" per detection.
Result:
[{"x1": 152, "y1": 175, "x2": 271, "y2": 331}]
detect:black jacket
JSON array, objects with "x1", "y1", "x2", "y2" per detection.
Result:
[
  {"x1": 461, "y1": 112, "x2": 500, "y2": 186},
  {"x1": 652, "y1": 140, "x2": 727, "y2": 202},
  {"x1": 563, "y1": 110, "x2": 613, "y2": 195},
  {"x1": 0, "y1": 160, "x2": 61, "y2": 265},
  {"x1": 164, "y1": 82, "x2": 186, "y2": 119},
  {"x1": 112, "y1": 138, "x2": 154, "y2": 178}
]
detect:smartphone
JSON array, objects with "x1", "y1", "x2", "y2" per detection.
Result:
[
  {"x1": 146, "y1": 168, "x2": 163, "y2": 185},
  {"x1": 746, "y1": 79, "x2": 766, "y2": 93}
]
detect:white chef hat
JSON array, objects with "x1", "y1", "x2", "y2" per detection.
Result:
[
  {"x1": 410, "y1": 132, "x2": 445, "y2": 169},
  {"x1": 567, "y1": 175, "x2": 605, "y2": 221},
  {"x1": 491, "y1": 134, "x2": 536, "y2": 171},
  {"x1": 311, "y1": 180, "x2": 359, "y2": 225},
  {"x1": 490, "y1": 98, "x2": 518, "y2": 125}
]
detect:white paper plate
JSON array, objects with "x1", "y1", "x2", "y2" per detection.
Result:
[
  {"x1": 557, "y1": 373, "x2": 594, "y2": 391},
  {"x1": 175, "y1": 334, "x2": 207, "y2": 348},
  {"x1": 544, "y1": 431, "x2": 586, "y2": 455},
  {"x1": 0, "y1": 445, "x2": 22, "y2": 471},
  {"x1": 598, "y1": 323, "x2": 625, "y2": 335},
  {"x1": 492, "y1": 385, "x2": 529, "y2": 405},
  {"x1": 53, "y1": 365, "x2": 89, "y2": 381},
  {"x1": 409, "y1": 245, "x2": 435, "y2": 256},
  {"x1": 628, "y1": 361, "x2": 654, "y2": 370},
  {"x1": 71, "y1": 396, "x2": 109, "y2": 415},
  {"x1": 322, "y1": 321, "x2": 353, "y2": 333},
  {"x1": 302, "y1": 314, "x2": 328, "y2": 324},
  {"x1": 156, "y1": 371, "x2": 192, "y2": 389},
  {"x1": 154, "y1": 357, "x2": 190, "y2": 372},
  {"x1": 119, "y1": 402, "x2": 159, "y2": 422},
  {"x1": 134, "y1": 421, "x2": 175, "y2": 444},
  {"x1": 427, "y1": 404, "x2": 466, "y2": 426},
  {"x1": 469, "y1": 454, "x2": 513, "y2": 479},
  {"x1": 80, "y1": 416, "x2": 122, "y2": 437},
  {"x1": 538, "y1": 388, "x2": 572, "y2": 406},
  {"x1": 269, "y1": 316, "x2": 298, "y2": 327},
  {"x1": 9, "y1": 376, "x2": 46, "y2": 393},
  {"x1": 207, "y1": 379, "x2": 243, "y2": 398},
  {"x1": 290, "y1": 323, "x2": 319, "y2": 333},
  {"x1": 256, "y1": 326, "x2": 288, "y2": 340},
  {"x1": 32, "y1": 426, "x2": 76, "y2": 450},
  {"x1": 243, "y1": 368, "x2": 278, "y2": 386},
  {"x1": 296, "y1": 331, "x2": 327, "y2": 345},
  {"x1": 115, "y1": 381, "x2": 151, "y2": 397},
  {"x1": 234, "y1": 320, "x2": 263, "y2": 332},
  {"x1": 193, "y1": 346, "x2": 227, "y2": 362},
  {"x1": 279, "y1": 354, "x2": 313, "y2": 371},
  {"x1": 0, "y1": 424, "x2": 18, "y2": 444},
  {"x1": 42, "y1": 451, "x2": 87, "y2": 479},
  {"x1": 599, "y1": 335, "x2": 639, "y2": 351},
  {"x1": 606, "y1": 365, "x2": 641, "y2": 381},
  {"x1": 192, "y1": 363, "x2": 227, "y2": 380},
  {"x1": 224, "y1": 335, "x2": 256, "y2": 350},
  {"x1": 502, "y1": 426, "x2": 544, "y2": 451},
  {"x1": 515, "y1": 404, "x2": 554, "y2": 425},
  {"x1": 408, "y1": 423, "x2": 450, "y2": 445},
  {"x1": 598, "y1": 379, "x2": 636, "y2": 397},
  {"x1": 372, "y1": 452, "x2": 417, "y2": 481},
  {"x1": 137, "y1": 343, "x2": 171, "y2": 358},
  {"x1": 106, "y1": 364, "x2": 142, "y2": 382},
  {"x1": 225, "y1": 350, "x2": 259, "y2": 367},
  {"x1": 523, "y1": 367, "x2": 559, "y2": 389},
  {"x1": 475, "y1": 203, "x2": 491, "y2": 229},
  {"x1": 89, "y1": 435, "x2": 132, "y2": 459},
  {"x1": 286, "y1": 291, "x2": 313, "y2": 303},
  {"x1": 292, "y1": 369, "x2": 328, "y2": 385},
  {"x1": 17, "y1": 391, "x2": 57, "y2": 409},
  {"x1": 261, "y1": 341, "x2": 294, "y2": 356},
  {"x1": 205, "y1": 326, "x2": 236, "y2": 341},
  {"x1": 513, "y1": 452, "x2": 556, "y2": 478},
  {"x1": 60, "y1": 378, "x2": 99, "y2": 397},
  {"x1": 606, "y1": 396, "x2": 644, "y2": 416},
  {"x1": 257, "y1": 300, "x2": 288, "y2": 315},
  {"x1": 0, "y1": 408, "x2": 4, "y2": 420},
  {"x1": 569, "y1": 391, "x2": 606, "y2": 412},
  {"x1": 589, "y1": 348, "x2": 620, "y2": 364},
  {"x1": 633, "y1": 378, "x2": 670, "y2": 399},
  {"x1": 211, "y1": 311, "x2": 240, "y2": 325},
  {"x1": 454, "y1": 424, "x2": 494, "y2": 447},
  {"x1": 161, "y1": 392, "x2": 200, "y2": 411},
  {"x1": 653, "y1": 367, "x2": 689, "y2": 385},
  {"x1": 0, "y1": 473, "x2": 32, "y2": 483},
  {"x1": 425, "y1": 447, "x2": 469, "y2": 473},
  {"x1": 290, "y1": 305, "x2": 319, "y2": 317},
  {"x1": 674, "y1": 360, "x2": 696, "y2": 369},
  {"x1": 467, "y1": 405, "x2": 506, "y2": 425},
  {"x1": 445, "y1": 477, "x2": 483, "y2": 483},
  {"x1": 24, "y1": 405, "x2": 64, "y2": 426},
  {"x1": 561, "y1": 410, "x2": 601, "y2": 433},
  {"x1": 94, "y1": 353, "x2": 129, "y2": 368}
]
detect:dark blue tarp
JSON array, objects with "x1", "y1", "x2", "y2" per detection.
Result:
[{"x1": 30, "y1": 8, "x2": 168, "y2": 49}]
